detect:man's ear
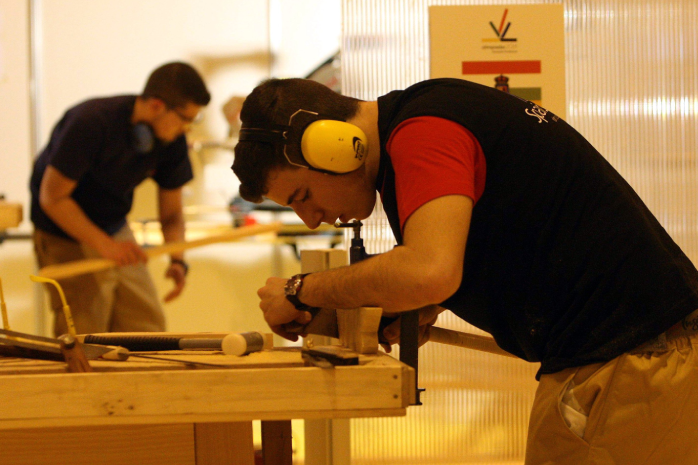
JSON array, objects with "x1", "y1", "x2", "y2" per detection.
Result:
[{"x1": 146, "y1": 97, "x2": 168, "y2": 114}]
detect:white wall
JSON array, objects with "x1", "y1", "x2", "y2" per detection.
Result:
[
  {"x1": 0, "y1": 0, "x2": 32, "y2": 219},
  {"x1": 0, "y1": 0, "x2": 341, "y2": 336}
]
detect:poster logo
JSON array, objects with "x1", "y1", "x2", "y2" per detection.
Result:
[
  {"x1": 484, "y1": 9, "x2": 517, "y2": 42},
  {"x1": 494, "y1": 74, "x2": 510, "y2": 93}
]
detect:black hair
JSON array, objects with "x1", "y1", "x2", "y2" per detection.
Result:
[
  {"x1": 141, "y1": 62, "x2": 211, "y2": 108},
  {"x1": 232, "y1": 78, "x2": 360, "y2": 202}
]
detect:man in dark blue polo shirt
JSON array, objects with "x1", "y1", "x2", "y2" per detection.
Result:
[{"x1": 30, "y1": 62, "x2": 210, "y2": 336}]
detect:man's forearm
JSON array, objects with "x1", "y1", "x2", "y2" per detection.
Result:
[
  {"x1": 159, "y1": 213, "x2": 186, "y2": 261},
  {"x1": 42, "y1": 197, "x2": 113, "y2": 252},
  {"x1": 158, "y1": 187, "x2": 186, "y2": 261},
  {"x1": 299, "y1": 245, "x2": 451, "y2": 313}
]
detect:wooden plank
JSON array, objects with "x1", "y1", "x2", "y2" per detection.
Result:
[
  {"x1": 0, "y1": 348, "x2": 305, "y2": 374},
  {"x1": 336, "y1": 307, "x2": 382, "y2": 354},
  {"x1": 300, "y1": 248, "x2": 348, "y2": 272},
  {"x1": 0, "y1": 201, "x2": 22, "y2": 229},
  {"x1": 0, "y1": 408, "x2": 407, "y2": 430},
  {"x1": 0, "y1": 351, "x2": 410, "y2": 428},
  {"x1": 300, "y1": 249, "x2": 345, "y2": 341},
  {"x1": 0, "y1": 408, "x2": 406, "y2": 431},
  {"x1": 194, "y1": 421, "x2": 254, "y2": 465},
  {"x1": 0, "y1": 424, "x2": 195, "y2": 465},
  {"x1": 261, "y1": 420, "x2": 293, "y2": 465}
]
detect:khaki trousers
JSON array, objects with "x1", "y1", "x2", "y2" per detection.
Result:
[
  {"x1": 33, "y1": 226, "x2": 166, "y2": 336},
  {"x1": 526, "y1": 310, "x2": 698, "y2": 464}
]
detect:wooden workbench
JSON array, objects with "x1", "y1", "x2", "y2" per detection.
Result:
[{"x1": 0, "y1": 347, "x2": 414, "y2": 464}]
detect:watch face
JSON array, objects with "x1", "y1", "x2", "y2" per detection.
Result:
[{"x1": 285, "y1": 275, "x2": 301, "y2": 295}]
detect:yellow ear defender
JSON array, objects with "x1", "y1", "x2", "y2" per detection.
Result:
[
  {"x1": 238, "y1": 109, "x2": 368, "y2": 174},
  {"x1": 301, "y1": 119, "x2": 367, "y2": 173}
]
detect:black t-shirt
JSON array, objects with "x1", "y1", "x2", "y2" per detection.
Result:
[
  {"x1": 30, "y1": 95, "x2": 193, "y2": 239},
  {"x1": 376, "y1": 78, "x2": 698, "y2": 378}
]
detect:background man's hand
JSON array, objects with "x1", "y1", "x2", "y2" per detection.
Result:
[
  {"x1": 98, "y1": 239, "x2": 148, "y2": 267},
  {"x1": 258, "y1": 277, "x2": 312, "y2": 341},
  {"x1": 164, "y1": 262, "x2": 187, "y2": 302}
]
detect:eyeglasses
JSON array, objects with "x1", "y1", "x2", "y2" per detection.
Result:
[{"x1": 168, "y1": 106, "x2": 204, "y2": 124}]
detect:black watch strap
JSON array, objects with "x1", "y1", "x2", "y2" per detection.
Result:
[
  {"x1": 285, "y1": 273, "x2": 318, "y2": 311},
  {"x1": 286, "y1": 293, "x2": 314, "y2": 311},
  {"x1": 170, "y1": 258, "x2": 189, "y2": 276}
]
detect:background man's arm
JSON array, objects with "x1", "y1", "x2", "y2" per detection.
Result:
[
  {"x1": 39, "y1": 165, "x2": 147, "y2": 266},
  {"x1": 158, "y1": 186, "x2": 187, "y2": 301}
]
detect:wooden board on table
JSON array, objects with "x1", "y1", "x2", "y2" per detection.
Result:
[
  {"x1": 0, "y1": 348, "x2": 414, "y2": 429},
  {"x1": 0, "y1": 347, "x2": 304, "y2": 375}
]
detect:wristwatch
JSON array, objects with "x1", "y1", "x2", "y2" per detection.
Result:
[
  {"x1": 284, "y1": 273, "x2": 314, "y2": 311},
  {"x1": 170, "y1": 258, "x2": 189, "y2": 276}
]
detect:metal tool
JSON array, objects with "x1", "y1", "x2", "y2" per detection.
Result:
[
  {"x1": 0, "y1": 328, "x2": 102, "y2": 372},
  {"x1": 80, "y1": 331, "x2": 273, "y2": 356},
  {"x1": 29, "y1": 275, "x2": 78, "y2": 338},
  {"x1": 328, "y1": 221, "x2": 425, "y2": 403},
  {"x1": 1, "y1": 276, "x2": 231, "y2": 370},
  {"x1": 301, "y1": 346, "x2": 359, "y2": 368},
  {"x1": 0, "y1": 328, "x2": 232, "y2": 369},
  {"x1": 58, "y1": 333, "x2": 93, "y2": 372}
]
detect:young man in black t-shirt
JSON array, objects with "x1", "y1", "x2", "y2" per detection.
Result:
[
  {"x1": 231, "y1": 77, "x2": 698, "y2": 464},
  {"x1": 30, "y1": 62, "x2": 210, "y2": 336}
]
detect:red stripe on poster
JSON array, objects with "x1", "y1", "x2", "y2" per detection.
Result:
[{"x1": 462, "y1": 60, "x2": 541, "y2": 74}]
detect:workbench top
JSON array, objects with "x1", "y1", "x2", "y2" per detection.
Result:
[{"x1": 0, "y1": 347, "x2": 414, "y2": 430}]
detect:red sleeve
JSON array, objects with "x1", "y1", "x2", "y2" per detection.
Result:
[{"x1": 386, "y1": 116, "x2": 486, "y2": 232}]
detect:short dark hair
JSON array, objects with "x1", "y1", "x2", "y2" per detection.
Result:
[
  {"x1": 142, "y1": 62, "x2": 211, "y2": 108},
  {"x1": 232, "y1": 78, "x2": 361, "y2": 203}
]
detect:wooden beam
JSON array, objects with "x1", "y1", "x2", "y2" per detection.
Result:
[{"x1": 0, "y1": 201, "x2": 22, "y2": 229}]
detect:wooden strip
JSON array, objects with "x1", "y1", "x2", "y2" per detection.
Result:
[
  {"x1": 38, "y1": 222, "x2": 281, "y2": 280},
  {"x1": 428, "y1": 327, "x2": 516, "y2": 358},
  {"x1": 0, "y1": 408, "x2": 407, "y2": 431}
]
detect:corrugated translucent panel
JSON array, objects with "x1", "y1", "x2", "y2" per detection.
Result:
[{"x1": 341, "y1": 0, "x2": 698, "y2": 463}]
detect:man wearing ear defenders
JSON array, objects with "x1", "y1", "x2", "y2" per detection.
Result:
[
  {"x1": 30, "y1": 62, "x2": 210, "y2": 337},
  {"x1": 232, "y1": 77, "x2": 698, "y2": 463}
]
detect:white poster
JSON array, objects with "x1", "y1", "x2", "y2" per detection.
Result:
[{"x1": 430, "y1": 4, "x2": 566, "y2": 118}]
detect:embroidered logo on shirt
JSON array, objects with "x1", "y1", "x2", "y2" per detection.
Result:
[{"x1": 526, "y1": 104, "x2": 550, "y2": 123}]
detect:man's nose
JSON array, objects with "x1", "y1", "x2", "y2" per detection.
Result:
[{"x1": 295, "y1": 206, "x2": 322, "y2": 230}]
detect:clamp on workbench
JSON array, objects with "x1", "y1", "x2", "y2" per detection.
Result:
[{"x1": 335, "y1": 221, "x2": 424, "y2": 405}]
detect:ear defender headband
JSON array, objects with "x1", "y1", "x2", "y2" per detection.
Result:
[{"x1": 238, "y1": 109, "x2": 368, "y2": 174}]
